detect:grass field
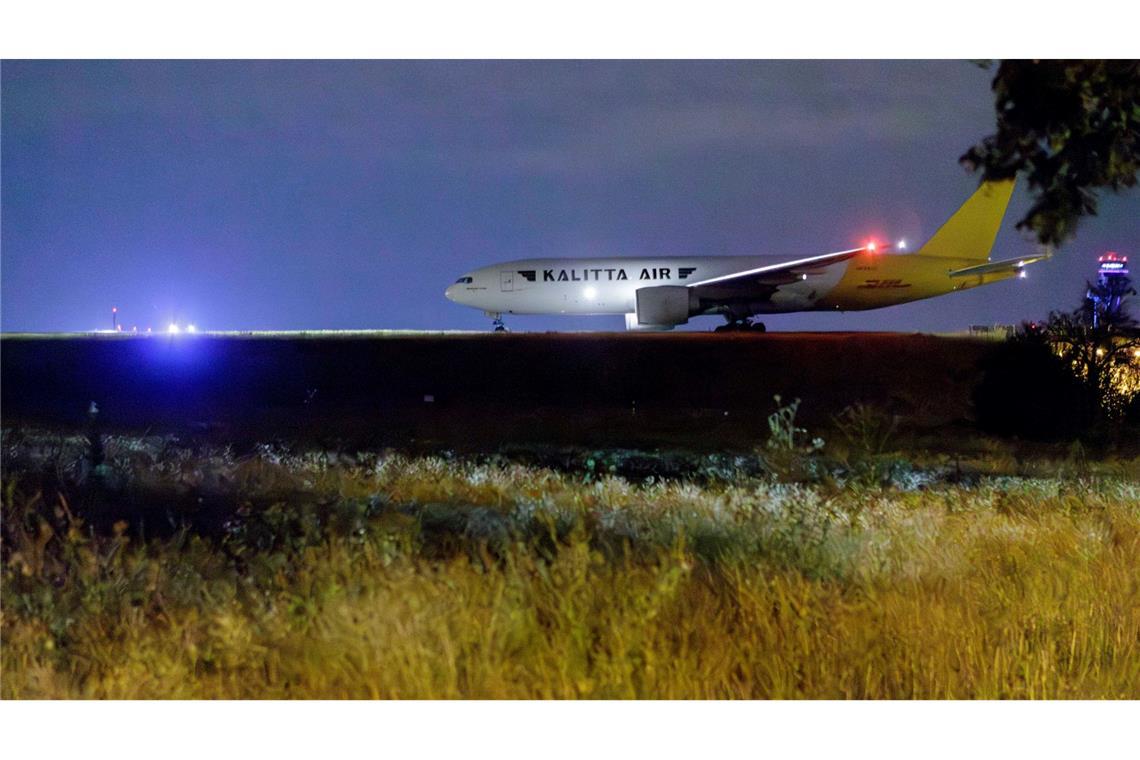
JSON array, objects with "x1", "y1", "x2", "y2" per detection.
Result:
[{"x1": 4, "y1": 428, "x2": 1138, "y2": 699}]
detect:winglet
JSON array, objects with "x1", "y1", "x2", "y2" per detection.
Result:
[{"x1": 916, "y1": 180, "x2": 1016, "y2": 262}]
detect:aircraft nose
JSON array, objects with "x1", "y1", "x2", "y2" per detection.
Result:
[{"x1": 445, "y1": 284, "x2": 456, "y2": 301}]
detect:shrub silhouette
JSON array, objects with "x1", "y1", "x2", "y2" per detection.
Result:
[{"x1": 973, "y1": 331, "x2": 1096, "y2": 440}]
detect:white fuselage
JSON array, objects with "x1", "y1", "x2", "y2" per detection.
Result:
[
  {"x1": 444, "y1": 182, "x2": 1035, "y2": 329},
  {"x1": 444, "y1": 256, "x2": 846, "y2": 316}
]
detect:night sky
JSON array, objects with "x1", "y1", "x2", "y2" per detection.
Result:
[{"x1": 3, "y1": 60, "x2": 1137, "y2": 333}]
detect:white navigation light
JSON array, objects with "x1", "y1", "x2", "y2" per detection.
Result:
[
  {"x1": 168, "y1": 323, "x2": 181, "y2": 334},
  {"x1": 1018, "y1": 270, "x2": 1028, "y2": 279},
  {"x1": 897, "y1": 239, "x2": 907, "y2": 250},
  {"x1": 584, "y1": 286, "x2": 597, "y2": 300}
]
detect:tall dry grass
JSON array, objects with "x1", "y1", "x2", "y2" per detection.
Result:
[{"x1": 3, "y1": 436, "x2": 1139, "y2": 698}]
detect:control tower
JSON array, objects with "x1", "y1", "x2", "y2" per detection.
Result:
[{"x1": 1087, "y1": 252, "x2": 1133, "y2": 328}]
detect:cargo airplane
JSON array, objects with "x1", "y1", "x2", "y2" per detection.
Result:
[{"x1": 444, "y1": 180, "x2": 1049, "y2": 331}]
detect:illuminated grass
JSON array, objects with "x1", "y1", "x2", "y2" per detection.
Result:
[{"x1": 2, "y1": 437, "x2": 1139, "y2": 699}]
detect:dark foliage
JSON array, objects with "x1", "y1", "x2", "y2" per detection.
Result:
[
  {"x1": 973, "y1": 329, "x2": 1096, "y2": 440},
  {"x1": 962, "y1": 60, "x2": 1140, "y2": 244},
  {"x1": 1127, "y1": 392, "x2": 1140, "y2": 429},
  {"x1": 1082, "y1": 272, "x2": 1137, "y2": 329}
]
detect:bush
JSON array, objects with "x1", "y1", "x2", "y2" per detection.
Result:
[
  {"x1": 833, "y1": 403, "x2": 898, "y2": 458},
  {"x1": 973, "y1": 331, "x2": 1096, "y2": 440},
  {"x1": 759, "y1": 396, "x2": 824, "y2": 479}
]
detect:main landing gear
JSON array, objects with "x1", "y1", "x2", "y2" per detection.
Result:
[{"x1": 714, "y1": 318, "x2": 766, "y2": 333}]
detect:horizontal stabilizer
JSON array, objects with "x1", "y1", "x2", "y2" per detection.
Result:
[{"x1": 948, "y1": 251, "x2": 1051, "y2": 278}]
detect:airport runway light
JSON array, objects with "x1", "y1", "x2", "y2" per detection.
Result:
[
  {"x1": 187, "y1": 324, "x2": 197, "y2": 333},
  {"x1": 168, "y1": 323, "x2": 181, "y2": 334},
  {"x1": 112, "y1": 306, "x2": 118, "y2": 331}
]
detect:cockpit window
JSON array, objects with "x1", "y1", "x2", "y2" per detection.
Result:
[{"x1": 455, "y1": 276, "x2": 474, "y2": 284}]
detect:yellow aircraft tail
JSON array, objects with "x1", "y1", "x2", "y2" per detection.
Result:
[{"x1": 915, "y1": 179, "x2": 1015, "y2": 262}]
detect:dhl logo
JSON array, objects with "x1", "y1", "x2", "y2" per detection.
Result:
[{"x1": 856, "y1": 279, "x2": 912, "y2": 289}]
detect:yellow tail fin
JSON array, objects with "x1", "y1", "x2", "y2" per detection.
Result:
[{"x1": 916, "y1": 179, "x2": 1015, "y2": 262}]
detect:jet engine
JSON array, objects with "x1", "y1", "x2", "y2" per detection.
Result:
[
  {"x1": 634, "y1": 285, "x2": 695, "y2": 327},
  {"x1": 624, "y1": 313, "x2": 675, "y2": 331}
]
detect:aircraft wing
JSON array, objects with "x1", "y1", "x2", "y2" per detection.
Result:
[{"x1": 685, "y1": 247, "x2": 869, "y2": 293}]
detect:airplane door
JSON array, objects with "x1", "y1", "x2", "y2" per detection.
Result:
[{"x1": 500, "y1": 271, "x2": 514, "y2": 292}]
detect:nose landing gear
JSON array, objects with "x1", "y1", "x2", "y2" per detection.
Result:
[{"x1": 488, "y1": 313, "x2": 509, "y2": 333}]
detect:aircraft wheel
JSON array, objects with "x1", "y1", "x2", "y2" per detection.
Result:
[
  {"x1": 715, "y1": 321, "x2": 757, "y2": 333},
  {"x1": 750, "y1": 322, "x2": 767, "y2": 333}
]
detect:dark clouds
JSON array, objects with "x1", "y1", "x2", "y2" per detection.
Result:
[{"x1": 2, "y1": 60, "x2": 1137, "y2": 332}]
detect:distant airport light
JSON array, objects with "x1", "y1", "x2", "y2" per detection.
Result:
[
  {"x1": 168, "y1": 323, "x2": 181, "y2": 334},
  {"x1": 146, "y1": 327, "x2": 152, "y2": 333},
  {"x1": 584, "y1": 287, "x2": 597, "y2": 300},
  {"x1": 187, "y1": 324, "x2": 197, "y2": 333}
]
